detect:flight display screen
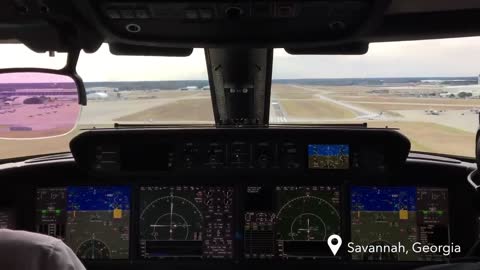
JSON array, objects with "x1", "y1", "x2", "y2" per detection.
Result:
[
  {"x1": 139, "y1": 186, "x2": 234, "y2": 259},
  {"x1": 36, "y1": 186, "x2": 131, "y2": 259},
  {"x1": 350, "y1": 186, "x2": 449, "y2": 261},
  {"x1": 244, "y1": 186, "x2": 341, "y2": 259},
  {"x1": 308, "y1": 144, "x2": 349, "y2": 169}
]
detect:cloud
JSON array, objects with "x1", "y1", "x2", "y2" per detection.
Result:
[
  {"x1": 273, "y1": 36, "x2": 480, "y2": 78},
  {"x1": 1, "y1": 36, "x2": 480, "y2": 81},
  {"x1": 77, "y1": 45, "x2": 208, "y2": 82}
]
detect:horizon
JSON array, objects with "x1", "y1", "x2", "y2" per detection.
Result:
[
  {"x1": 80, "y1": 74, "x2": 480, "y2": 83},
  {"x1": 0, "y1": 76, "x2": 478, "y2": 85},
  {"x1": 81, "y1": 76, "x2": 479, "y2": 84}
]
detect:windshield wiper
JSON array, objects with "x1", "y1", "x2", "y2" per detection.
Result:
[
  {"x1": 78, "y1": 123, "x2": 216, "y2": 130},
  {"x1": 268, "y1": 123, "x2": 369, "y2": 128},
  {"x1": 81, "y1": 122, "x2": 372, "y2": 130}
]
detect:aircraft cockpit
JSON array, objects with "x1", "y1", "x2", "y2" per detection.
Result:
[{"x1": 1, "y1": 1, "x2": 480, "y2": 270}]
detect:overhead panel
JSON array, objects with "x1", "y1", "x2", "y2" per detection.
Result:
[{"x1": 88, "y1": 1, "x2": 383, "y2": 47}]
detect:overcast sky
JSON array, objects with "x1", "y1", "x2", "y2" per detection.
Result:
[{"x1": 1, "y1": 36, "x2": 480, "y2": 82}]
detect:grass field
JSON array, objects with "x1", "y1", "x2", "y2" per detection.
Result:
[
  {"x1": 345, "y1": 102, "x2": 472, "y2": 112},
  {"x1": 0, "y1": 121, "x2": 473, "y2": 159},
  {"x1": 0, "y1": 128, "x2": 80, "y2": 159},
  {"x1": 335, "y1": 95, "x2": 480, "y2": 111},
  {"x1": 280, "y1": 99, "x2": 356, "y2": 120},
  {"x1": 337, "y1": 95, "x2": 480, "y2": 105},
  {"x1": 0, "y1": 84, "x2": 477, "y2": 159},
  {"x1": 114, "y1": 98, "x2": 214, "y2": 122},
  {"x1": 369, "y1": 121, "x2": 475, "y2": 157}
]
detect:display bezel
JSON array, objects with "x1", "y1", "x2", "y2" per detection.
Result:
[
  {"x1": 348, "y1": 185, "x2": 451, "y2": 262},
  {"x1": 307, "y1": 144, "x2": 351, "y2": 170},
  {"x1": 136, "y1": 185, "x2": 236, "y2": 260},
  {"x1": 242, "y1": 185, "x2": 344, "y2": 260},
  {"x1": 34, "y1": 185, "x2": 132, "y2": 260},
  {"x1": 31, "y1": 181, "x2": 452, "y2": 265}
]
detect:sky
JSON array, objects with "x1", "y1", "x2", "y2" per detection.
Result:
[
  {"x1": 0, "y1": 72, "x2": 75, "y2": 83},
  {"x1": 0, "y1": 36, "x2": 480, "y2": 82}
]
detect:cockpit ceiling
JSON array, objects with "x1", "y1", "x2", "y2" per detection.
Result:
[
  {"x1": 2, "y1": 1, "x2": 480, "y2": 52},
  {"x1": 387, "y1": 0, "x2": 480, "y2": 14}
]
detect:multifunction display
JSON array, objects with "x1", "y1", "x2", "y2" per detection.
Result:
[
  {"x1": 36, "y1": 186, "x2": 131, "y2": 259},
  {"x1": 308, "y1": 145, "x2": 349, "y2": 169},
  {"x1": 350, "y1": 186, "x2": 449, "y2": 261},
  {"x1": 139, "y1": 186, "x2": 234, "y2": 259},
  {"x1": 244, "y1": 186, "x2": 341, "y2": 259}
]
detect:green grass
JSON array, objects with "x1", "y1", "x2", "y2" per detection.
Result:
[{"x1": 280, "y1": 99, "x2": 356, "y2": 120}]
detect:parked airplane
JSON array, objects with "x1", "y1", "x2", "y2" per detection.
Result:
[
  {"x1": 86, "y1": 92, "x2": 109, "y2": 100},
  {"x1": 180, "y1": 86, "x2": 199, "y2": 91},
  {"x1": 470, "y1": 107, "x2": 480, "y2": 114},
  {"x1": 356, "y1": 112, "x2": 384, "y2": 120},
  {"x1": 425, "y1": 109, "x2": 442, "y2": 115},
  {"x1": 0, "y1": 97, "x2": 19, "y2": 105}
]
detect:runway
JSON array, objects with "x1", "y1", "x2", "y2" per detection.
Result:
[{"x1": 270, "y1": 99, "x2": 288, "y2": 123}]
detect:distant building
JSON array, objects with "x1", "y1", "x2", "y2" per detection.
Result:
[
  {"x1": 439, "y1": 92, "x2": 451, "y2": 98},
  {"x1": 87, "y1": 87, "x2": 118, "y2": 92},
  {"x1": 180, "y1": 86, "x2": 199, "y2": 91},
  {"x1": 87, "y1": 92, "x2": 109, "y2": 100},
  {"x1": 86, "y1": 87, "x2": 117, "y2": 100}
]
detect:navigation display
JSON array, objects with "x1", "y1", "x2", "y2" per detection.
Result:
[
  {"x1": 36, "y1": 186, "x2": 131, "y2": 259},
  {"x1": 350, "y1": 186, "x2": 449, "y2": 261},
  {"x1": 139, "y1": 186, "x2": 234, "y2": 259},
  {"x1": 308, "y1": 144, "x2": 349, "y2": 169},
  {"x1": 244, "y1": 186, "x2": 341, "y2": 259}
]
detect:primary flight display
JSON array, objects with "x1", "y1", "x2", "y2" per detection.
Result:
[
  {"x1": 308, "y1": 144, "x2": 350, "y2": 169},
  {"x1": 350, "y1": 186, "x2": 449, "y2": 261},
  {"x1": 36, "y1": 186, "x2": 131, "y2": 259}
]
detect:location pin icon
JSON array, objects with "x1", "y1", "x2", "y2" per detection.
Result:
[{"x1": 327, "y1": 234, "x2": 342, "y2": 256}]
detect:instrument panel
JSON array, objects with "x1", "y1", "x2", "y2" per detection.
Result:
[
  {"x1": 0, "y1": 127, "x2": 472, "y2": 269},
  {"x1": 32, "y1": 184, "x2": 450, "y2": 263}
]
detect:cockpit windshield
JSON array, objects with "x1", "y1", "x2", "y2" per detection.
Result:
[
  {"x1": 271, "y1": 37, "x2": 480, "y2": 157},
  {"x1": 1, "y1": 37, "x2": 479, "y2": 158}
]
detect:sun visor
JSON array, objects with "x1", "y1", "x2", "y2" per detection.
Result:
[
  {"x1": 285, "y1": 42, "x2": 369, "y2": 55},
  {"x1": 0, "y1": 21, "x2": 101, "y2": 53},
  {"x1": 0, "y1": 22, "x2": 66, "y2": 52},
  {"x1": 109, "y1": 43, "x2": 193, "y2": 57}
]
